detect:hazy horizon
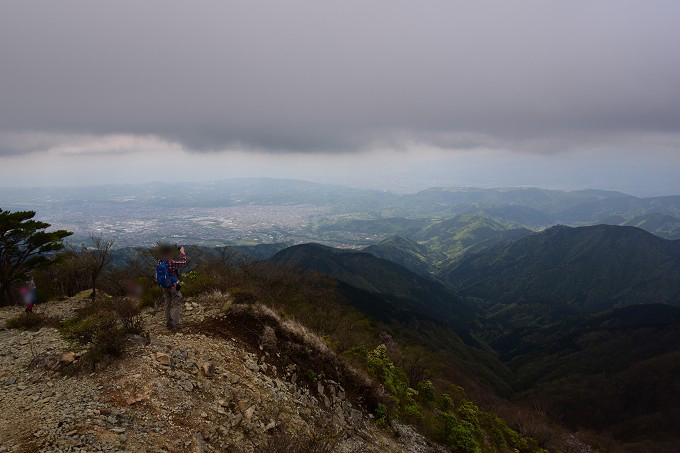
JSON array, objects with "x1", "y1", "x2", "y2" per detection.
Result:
[
  {"x1": 1, "y1": 174, "x2": 680, "y2": 199},
  {"x1": 3, "y1": 149, "x2": 680, "y2": 197},
  {"x1": 2, "y1": 1, "x2": 680, "y2": 196}
]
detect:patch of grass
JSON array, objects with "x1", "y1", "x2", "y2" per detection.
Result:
[
  {"x1": 5, "y1": 312, "x2": 61, "y2": 331},
  {"x1": 200, "y1": 289, "x2": 233, "y2": 309}
]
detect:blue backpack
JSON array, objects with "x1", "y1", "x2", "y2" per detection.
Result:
[{"x1": 156, "y1": 261, "x2": 178, "y2": 288}]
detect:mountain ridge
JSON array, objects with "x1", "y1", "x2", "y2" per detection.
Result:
[{"x1": 269, "y1": 243, "x2": 474, "y2": 327}]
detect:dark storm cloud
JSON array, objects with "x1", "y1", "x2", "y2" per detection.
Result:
[{"x1": 1, "y1": 0, "x2": 679, "y2": 155}]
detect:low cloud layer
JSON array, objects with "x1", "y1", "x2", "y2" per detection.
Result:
[{"x1": 1, "y1": 1, "x2": 679, "y2": 157}]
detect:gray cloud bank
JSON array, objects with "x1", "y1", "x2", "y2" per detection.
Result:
[{"x1": 1, "y1": 0, "x2": 679, "y2": 155}]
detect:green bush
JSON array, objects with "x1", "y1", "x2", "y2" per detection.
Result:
[
  {"x1": 139, "y1": 284, "x2": 162, "y2": 309},
  {"x1": 436, "y1": 411, "x2": 482, "y2": 453},
  {"x1": 5, "y1": 312, "x2": 61, "y2": 331},
  {"x1": 367, "y1": 345, "x2": 407, "y2": 395},
  {"x1": 417, "y1": 380, "x2": 436, "y2": 405},
  {"x1": 478, "y1": 412, "x2": 550, "y2": 453},
  {"x1": 480, "y1": 413, "x2": 510, "y2": 449},
  {"x1": 457, "y1": 401, "x2": 481, "y2": 431},
  {"x1": 179, "y1": 270, "x2": 215, "y2": 297},
  {"x1": 439, "y1": 393, "x2": 454, "y2": 411},
  {"x1": 375, "y1": 403, "x2": 389, "y2": 426},
  {"x1": 366, "y1": 344, "x2": 421, "y2": 419},
  {"x1": 59, "y1": 298, "x2": 146, "y2": 367},
  {"x1": 61, "y1": 310, "x2": 126, "y2": 360}
]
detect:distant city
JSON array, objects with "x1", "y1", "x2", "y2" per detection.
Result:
[{"x1": 3, "y1": 178, "x2": 680, "y2": 250}]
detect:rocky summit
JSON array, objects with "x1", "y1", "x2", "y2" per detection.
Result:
[{"x1": 0, "y1": 293, "x2": 444, "y2": 452}]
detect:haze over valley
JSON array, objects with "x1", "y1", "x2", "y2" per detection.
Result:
[{"x1": 3, "y1": 179, "x2": 680, "y2": 248}]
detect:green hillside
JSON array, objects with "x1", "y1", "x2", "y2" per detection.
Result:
[
  {"x1": 466, "y1": 205, "x2": 554, "y2": 228},
  {"x1": 416, "y1": 214, "x2": 532, "y2": 264},
  {"x1": 620, "y1": 213, "x2": 680, "y2": 240},
  {"x1": 363, "y1": 236, "x2": 433, "y2": 276},
  {"x1": 443, "y1": 224, "x2": 680, "y2": 322}
]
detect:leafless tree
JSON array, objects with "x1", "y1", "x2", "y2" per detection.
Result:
[
  {"x1": 76, "y1": 234, "x2": 115, "y2": 301},
  {"x1": 216, "y1": 246, "x2": 242, "y2": 269}
]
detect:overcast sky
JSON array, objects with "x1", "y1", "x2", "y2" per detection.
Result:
[{"x1": 1, "y1": 1, "x2": 679, "y2": 194}]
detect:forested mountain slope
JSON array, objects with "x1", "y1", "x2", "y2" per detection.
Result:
[
  {"x1": 443, "y1": 224, "x2": 680, "y2": 317},
  {"x1": 270, "y1": 243, "x2": 473, "y2": 326}
]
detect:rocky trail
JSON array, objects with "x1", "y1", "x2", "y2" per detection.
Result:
[{"x1": 0, "y1": 293, "x2": 444, "y2": 452}]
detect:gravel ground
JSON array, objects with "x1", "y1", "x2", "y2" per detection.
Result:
[{"x1": 0, "y1": 294, "x2": 445, "y2": 453}]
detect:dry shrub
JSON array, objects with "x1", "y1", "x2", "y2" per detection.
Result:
[
  {"x1": 59, "y1": 296, "x2": 146, "y2": 370},
  {"x1": 253, "y1": 424, "x2": 343, "y2": 453},
  {"x1": 61, "y1": 310, "x2": 125, "y2": 361},
  {"x1": 227, "y1": 300, "x2": 281, "y2": 322},
  {"x1": 280, "y1": 319, "x2": 333, "y2": 355},
  {"x1": 5, "y1": 312, "x2": 61, "y2": 331},
  {"x1": 111, "y1": 297, "x2": 145, "y2": 334},
  {"x1": 230, "y1": 287, "x2": 259, "y2": 305}
]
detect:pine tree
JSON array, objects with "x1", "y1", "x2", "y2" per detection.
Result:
[{"x1": 0, "y1": 209, "x2": 72, "y2": 305}]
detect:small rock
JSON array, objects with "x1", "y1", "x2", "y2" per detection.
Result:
[
  {"x1": 238, "y1": 400, "x2": 250, "y2": 412},
  {"x1": 125, "y1": 334, "x2": 150, "y2": 347},
  {"x1": 3, "y1": 377, "x2": 17, "y2": 385},
  {"x1": 61, "y1": 352, "x2": 76, "y2": 364},
  {"x1": 156, "y1": 353, "x2": 171, "y2": 366},
  {"x1": 195, "y1": 432, "x2": 207, "y2": 453},
  {"x1": 200, "y1": 362, "x2": 215, "y2": 377}
]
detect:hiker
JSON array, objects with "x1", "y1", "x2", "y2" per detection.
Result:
[
  {"x1": 156, "y1": 245, "x2": 187, "y2": 330},
  {"x1": 20, "y1": 279, "x2": 37, "y2": 313}
]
